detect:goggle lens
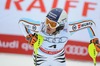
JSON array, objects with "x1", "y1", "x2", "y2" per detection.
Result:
[{"x1": 46, "y1": 18, "x2": 58, "y2": 28}]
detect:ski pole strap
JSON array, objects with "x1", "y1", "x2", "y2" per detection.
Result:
[
  {"x1": 33, "y1": 34, "x2": 44, "y2": 55},
  {"x1": 88, "y1": 43, "x2": 98, "y2": 66},
  {"x1": 69, "y1": 19, "x2": 98, "y2": 66}
]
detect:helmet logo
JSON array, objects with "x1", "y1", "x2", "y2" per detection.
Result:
[{"x1": 48, "y1": 12, "x2": 57, "y2": 19}]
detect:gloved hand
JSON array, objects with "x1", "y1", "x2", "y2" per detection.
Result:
[
  {"x1": 90, "y1": 38, "x2": 100, "y2": 52},
  {"x1": 26, "y1": 33, "x2": 38, "y2": 46}
]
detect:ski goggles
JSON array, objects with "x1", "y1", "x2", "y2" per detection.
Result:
[{"x1": 45, "y1": 18, "x2": 59, "y2": 29}]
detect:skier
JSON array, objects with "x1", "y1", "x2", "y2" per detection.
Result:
[{"x1": 18, "y1": 8, "x2": 100, "y2": 66}]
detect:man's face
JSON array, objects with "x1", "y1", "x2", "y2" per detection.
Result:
[{"x1": 45, "y1": 18, "x2": 58, "y2": 35}]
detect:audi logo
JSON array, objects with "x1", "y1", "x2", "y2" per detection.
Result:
[{"x1": 65, "y1": 45, "x2": 88, "y2": 56}]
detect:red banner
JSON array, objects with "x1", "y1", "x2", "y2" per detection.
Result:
[
  {"x1": 0, "y1": 34, "x2": 100, "y2": 62},
  {"x1": 0, "y1": 34, "x2": 33, "y2": 55},
  {"x1": 65, "y1": 40, "x2": 100, "y2": 62}
]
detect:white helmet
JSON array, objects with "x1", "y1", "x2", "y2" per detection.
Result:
[
  {"x1": 46, "y1": 8, "x2": 68, "y2": 27},
  {"x1": 46, "y1": 8, "x2": 68, "y2": 35}
]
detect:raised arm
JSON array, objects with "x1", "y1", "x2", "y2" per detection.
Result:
[
  {"x1": 68, "y1": 19, "x2": 100, "y2": 66},
  {"x1": 18, "y1": 18, "x2": 41, "y2": 46},
  {"x1": 18, "y1": 18, "x2": 40, "y2": 37},
  {"x1": 68, "y1": 19, "x2": 97, "y2": 39},
  {"x1": 18, "y1": 18, "x2": 44, "y2": 55}
]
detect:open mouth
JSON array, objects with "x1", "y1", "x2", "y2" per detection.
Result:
[{"x1": 47, "y1": 27, "x2": 51, "y2": 31}]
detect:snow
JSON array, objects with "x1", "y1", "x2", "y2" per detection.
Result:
[{"x1": 0, "y1": 53, "x2": 100, "y2": 66}]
